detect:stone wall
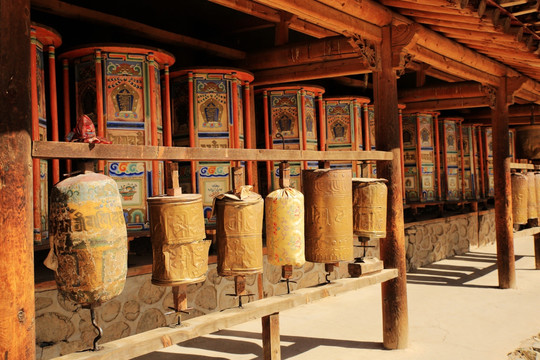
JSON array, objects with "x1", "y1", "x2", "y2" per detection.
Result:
[
  {"x1": 477, "y1": 210, "x2": 496, "y2": 248},
  {"x1": 35, "y1": 243, "x2": 376, "y2": 359}
]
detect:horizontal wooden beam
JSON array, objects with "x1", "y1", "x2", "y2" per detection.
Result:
[
  {"x1": 465, "y1": 116, "x2": 539, "y2": 125},
  {"x1": 464, "y1": 104, "x2": 540, "y2": 119},
  {"x1": 252, "y1": 57, "x2": 372, "y2": 86},
  {"x1": 317, "y1": 0, "x2": 393, "y2": 26},
  {"x1": 31, "y1": 0, "x2": 245, "y2": 60},
  {"x1": 253, "y1": 0, "x2": 382, "y2": 42},
  {"x1": 32, "y1": 141, "x2": 393, "y2": 162},
  {"x1": 403, "y1": 96, "x2": 490, "y2": 111},
  {"x1": 244, "y1": 36, "x2": 356, "y2": 70},
  {"x1": 380, "y1": 0, "x2": 475, "y2": 15},
  {"x1": 510, "y1": 162, "x2": 535, "y2": 169},
  {"x1": 399, "y1": 81, "x2": 488, "y2": 102},
  {"x1": 207, "y1": 0, "x2": 337, "y2": 38},
  {"x1": 54, "y1": 270, "x2": 398, "y2": 360}
]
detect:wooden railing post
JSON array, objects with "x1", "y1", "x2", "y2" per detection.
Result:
[
  {"x1": 262, "y1": 312, "x2": 281, "y2": 360},
  {"x1": 373, "y1": 25, "x2": 409, "y2": 349},
  {"x1": 492, "y1": 76, "x2": 516, "y2": 289},
  {"x1": 0, "y1": 0, "x2": 36, "y2": 356}
]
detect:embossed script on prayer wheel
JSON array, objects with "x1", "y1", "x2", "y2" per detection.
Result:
[
  {"x1": 527, "y1": 172, "x2": 538, "y2": 220},
  {"x1": 215, "y1": 186, "x2": 264, "y2": 276},
  {"x1": 147, "y1": 194, "x2": 209, "y2": 286},
  {"x1": 303, "y1": 169, "x2": 354, "y2": 263},
  {"x1": 511, "y1": 172, "x2": 528, "y2": 225},
  {"x1": 352, "y1": 178, "x2": 388, "y2": 238},
  {"x1": 48, "y1": 172, "x2": 128, "y2": 306},
  {"x1": 265, "y1": 188, "x2": 305, "y2": 267}
]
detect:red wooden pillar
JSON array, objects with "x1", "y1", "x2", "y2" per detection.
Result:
[
  {"x1": 30, "y1": 27, "x2": 41, "y2": 243},
  {"x1": 188, "y1": 72, "x2": 197, "y2": 192},
  {"x1": 458, "y1": 120, "x2": 466, "y2": 200},
  {"x1": 148, "y1": 53, "x2": 159, "y2": 196},
  {"x1": 94, "y1": 49, "x2": 105, "y2": 172},
  {"x1": 231, "y1": 73, "x2": 240, "y2": 172},
  {"x1": 162, "y1": 64, "x2": 172, "y2": 148},
  {"x1": 0, "y1": 0, "x2": 36, "y2": 356},
  {"x1": 318, "y1": 93, "x2": 326, "y2": 151},
  {"x1": 263, "y1": 91, "x2": 272, "y2": 192},
  {"x1": 48, "y1": 45, "x2": 60, "y2": 184},
  {"x1": 398, "y1": 106, "x2": 405, "y2": 202},
  {"x1": 477, "y1": 125, "x2": 485, "y2": 198},
  {"x1": 300, "y1": 89, "x2": 308, "y2": 169},
  {"x1": 492, "y1": 76, "x2": 516, "y2": 289},
  {"x1": 433, "y1": 113, "x2": 442, "y2": 201},
  {"x1": 243, "y1": 81, "x2": 253, "y2": 184},
  {"x1": 373, "y1": 26, "x2": 409, "y2": 349},
  {"x1": 62, "y1": 58, "x2": 72, "y2": 173}
]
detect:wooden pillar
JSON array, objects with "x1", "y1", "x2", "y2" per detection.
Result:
[
  {"x1": 62, "y1": 58, "x2": 72, "y2": 173},
  {"x1": 162, "y1": 65, "x2": 172, "y2": 148},
  {"x1": 148, "y1": 53, "x2": 159, "y2": 196},
  {"x1": 188, "y1": 72, "x2": 197, "y2": 192},
  {"x1": 492, "y1": 76, "x2": 516, "y2": 289},
  {"x1": 434, "y1": 113, "x2": 441, "y2": 201},
  {"x1": 263, "y1": 91, "x2": 272, "y2": 192},
  {"x1": 94, "y1": 49, "x2": 105, "y2": 172},
  {"x1": 262, "y1": 312, "x2": 281, "y2": 360},
  {"x1": 534, "y1": 233, "x2": 540, "y2": 270},
  {"x1": 458, "y1": 120, "x2": 466, "y2": 201},
  {"x1": 373, "y1": 26, "x2": 409, "y2": 349},
  {"x1": 318, "y1": 94, "x2": 326, "y2": 152},
  {"x1": 300, "y1": 89, "x2": 308, "y2": 169},
  {"x1": 30, "y1": 27, "x2": 41, "y2": 243},
  {"x1": 477, "y1": 125, "x2": 485, "y2": 198},
  {"x1": 243, "y1": 81, "x2": 253, "y2": 184},
  {"x1": 0, "y1": 0, "x2": 36, "y2": 356},
  {"x1": 48, "y1": 45, "x2": 60, "y2": 184},
  {"x1": 398, "y1": 107, "x2": 405, "y2": 202}
]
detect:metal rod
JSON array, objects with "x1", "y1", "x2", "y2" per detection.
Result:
[{"x1": 90, "y1": 307, "x2": 103, "y2": 351}]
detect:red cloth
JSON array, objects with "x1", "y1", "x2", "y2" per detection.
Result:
[{"x1": 67, "y1": 115, "x2": 112, "y2": 144}]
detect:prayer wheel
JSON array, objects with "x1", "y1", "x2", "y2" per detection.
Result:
[
  {"x1": 515, "y1": 125, "x2": 540, "y2": 160},
  {"x1": 527, "y1": 172, "x2": 538, "y2": 220},
  {"x1": 511, "y1": 172, "x2": 528, "y2": 225},
  {"x1": 402, "y1": 112, "x2": 439, "y2": 202},
  {"x1": 256, "y1": 85, "x2": 325, "y2": 191},
  {"x1": 481, "y1": 127, "x2": 495, "y2": 197},
  {"x1": 461, "y1": 125, "x2": 480, "y2": 200},
  {"x1": 147, "y1": 194, "x2": 210, "y2": 286},
  {"x1": 60, "y1": 45, "x2": 175, "y2": 231},
  {"x1": 31, "y1": 23, "x2": 62, "y2": 244},
  {"x1": 352, "y1": 178, "x2": 388, "y2": 238},
  {"x1": 47, "y1": 172, "x2": 128, "y2": 306},
  {"x1": 215, "y1": 186, "x2": 264, "y2": 276},
  {"x1": 439, "y1": 117, "x2": 462, "y2": 201},
  {"x1": 169, "y1": 68, "x2": 253, "y2": 221},
  {"x1": 265, "y1": 188, "x2": 305, "y2": 267},
  {"x1": 324, "y1": 96, "x2": 369, "y2": 176},
  {"x1": 303, "y1": 169, "x2": 354, "y2": 263}
]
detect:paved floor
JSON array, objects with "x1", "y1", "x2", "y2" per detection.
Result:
[{"x1": 137, "y1": 235, "x2": 540, "y2": 360}]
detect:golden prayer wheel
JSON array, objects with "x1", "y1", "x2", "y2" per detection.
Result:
[
  {"x1": 265, "y1": 188, "x2": 305, "y2": 267},
  {"x1": 511, "y1": 172, "x2": 528, "y2": 225},
  {"x1": 352, "y1": 178, "x2": 388, "y2": 238},
  {"x1": 303, "y1": 169, "x2": 354, "y2": 263},
  {"x1": 527, "y1": 172, "x2": 538, "y2": 220},
  {"x1": 215, "y1": 186, "x2": 264, "y2": 276},
  {"x1": 47, "y1": 172, "x2": 128, "y2": 306},
  {"x1": 147, "y1": 194, "x2": 210, "y2": 286}
]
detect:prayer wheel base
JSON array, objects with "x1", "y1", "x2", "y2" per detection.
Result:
[
  {"x1": 348, "y1": 258, "x2": 384, "y2": 277},
  {"x1": 151, "y1": 275, "x2": 207, "y2": 287}
]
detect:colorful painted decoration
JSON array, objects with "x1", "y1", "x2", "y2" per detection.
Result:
[
  {"x1": 482, "y1": 127, "x2": 495, "y2": 197},
  {"x1": 60, "y1": 45, "x2": 175, "y2": 231},
  {"x1": 461, "y1": 125, "x2": 480, "y2": 200},
  {"x1": 169, "y1": 68, "x2": 253, "y2": 223},
  {"x1": 439, "y1": 118, "x2": 461, "y2": 201}
]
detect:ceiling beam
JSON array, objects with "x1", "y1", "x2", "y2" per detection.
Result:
[
  {"x1": 463, "y1": 104, "x2": 540, "y2": 119},
  {"x1": 403, "y1": 97, "x2": 490, "y2": 111},
  {"x1": 399, "y1": 82, "x2": 489, "y2": 102},
  {"x1": 31, "y1": 0, "x2": 246, "y2": 60},
  {"x1": 207, "y1": 0, "x2": 337, "y2": 38},
  {"x1": 317, "y1": 0, "x2": 393, "y2": 26},
  {"x1": 253, "y1": 0, "x2": 382, "y2": 42}
]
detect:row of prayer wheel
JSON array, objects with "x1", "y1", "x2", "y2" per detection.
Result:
[
  {"x1": 46, "y1": 170, "x2": 387, "y2": 307},
  {"x1": 511, "y1": 171, "x2": 540, "y2": 225}
]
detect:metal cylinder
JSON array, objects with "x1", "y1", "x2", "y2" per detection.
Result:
[
  {"x1": 265, "y1": 188, "x2": 305, "y2": 267},
  {"x1": 303, "y1": 169, "x2": 354, "y2": 263},
  {"x1": 215, "y1": 187, "x2": 264, "y2": 276},
  {"x1": 511, "y1": 172, "x2": 528, "y2": 225},
  {"x1": 147, "y1": 194, "x2": 209, "y2": 286},
  {"x1": 527, "y1": 172, "x2": 538, "y2": 220},
  {"x1": 48, "y1": 172, "x2": 127, "y2": 306},
  {"x1": 353, "y1": 178, "x2": 388, "y2": 238}
]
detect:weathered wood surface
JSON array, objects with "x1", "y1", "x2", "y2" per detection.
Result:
[
  {"x1": 399, "y1": 81, "x2": 491, "y2": 102},
  {"x1": 31, "y1": 0, "x2": 245, "y2": 60},
  {"x1": 509, "y1": 163, "x2": 535, "y2": 170},
  {"x1": 32, "y1": 141, "x2": 393, "y2": 162},
  {"x1": 262, "y1": 313, "x2": 281, "y2": 360},
  {"x1": 492, "y1": 77, "x2": 516, "y2": 289},
  {"x1": 52, "y1": 269, "x2": 398, "y2": 360},
  {"x1": 374, "y1": 26, "x2": 409, "y2": 349},
  {"x1": 0, "y1": 0, "x2": 36, "y2": 358},
  {"x1": 403, "y1": 97, "x2": 489, "y2": 111}
]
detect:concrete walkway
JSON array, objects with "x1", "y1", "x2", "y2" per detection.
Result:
[{"x1": 137, "y1": 235, "x2": 540, "y2": 360}]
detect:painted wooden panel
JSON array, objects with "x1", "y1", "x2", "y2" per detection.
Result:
[{"x1": 439, "y1": 118, "x2": 461, "y2": 201}]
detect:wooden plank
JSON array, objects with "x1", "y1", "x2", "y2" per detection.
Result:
[
  {"x1": 262, "y1": 313, "x2": 281, "y2": 360},
  {"x1": 31, "y1": 0, "x2": 245, "y2": 60},
  {"x1": 510, "y1": 163, "x2": 535, "y2": 170},
  {"x1": 373, "y1": 26, "x2": 409, "y2": 350},
  {"x1": 0, "y1": 0, "x2": 36, "y2": 358},
  {"x1": 32, "y1": 141, "x2": 393, "y2": 162},
  {"x1": 403, "y1": 97, "x2": 490, "y2": 111},
  {"x1": 317, "y1": 0, "x2": 393, "y2": 26},
  {"x1": 52, "y1": 269, "x2": 398, "y2": 360},
  {"x1": 399, "y1": 81, "x2": 487, "y2": 102}
]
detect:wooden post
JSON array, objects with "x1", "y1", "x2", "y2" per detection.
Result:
[
  {"x1": 434, "y1": 113, "x2": 442, "y2": 201},
  {"x1": 318, "y1": 93, "x2": 326, "y2": 152},
  {"x1": 62, "y1": 58, "x2": 72, "y2": 173},
  {"x1": 48, "y1": 45, "x2": 60, "y2": 185},
  {"x1": 300, "y1": 89, "x2": 308, "y2": 169},
  {"x1": 477, "y1": 125, "x2": 485, "y2": 198},
  {"x1": 262, "y1": 313, "x2": 281, "y2": 360},
  {"x1": 263, "y1": 91, "x2": 272, "y2": 192},
  {"x1": 94, "y1": 49, "x2": 105, "y2": 172},
  {"x1": 373, "y1": 25, "x2": 409, "y2": 349},
  {"x1": 534, "y1": 233, "x2": 540, "y2": 270},
  {"x1": 232, "y1": 73, "x2": 240, "y2": 168},
  {"x1": 0, "y1": 0, "x2": 36, "y2": 356},
  {"x1": 492, "y1": 76, "x2": 516, "y2": 289},
  {"x1": 243, "y1": 81, "x2": 253, "y2": 184},
  {"x1": 415, "y1": 114, "x2": 423, "y2": 201},
  {"x1": 148, "y1": 53, "x2": 159, "y2": 196},
  {"x1": 458, "y1": 120, "x2": 466, "y2": 201},
  {"x1": 30, "y1": 26, "x2": 41, "y2": 243},
  {"x1": 188, "y1": 72, "x2": 197, "y2": 192},
  {"x1": 398, "y1": 107, "x2": 405, "y2": 202},
  {"x1": 163, "y1": 65, "x2": 172, "y2": 148}
]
